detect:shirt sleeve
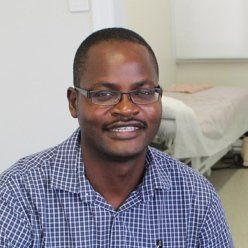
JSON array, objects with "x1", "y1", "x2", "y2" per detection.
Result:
[
  {"x1": 0, "y1": 194, "x2": 32, "y2": 248},
  {"x1": 198, "y1": 189, "x2": 234, "y2": 248}
]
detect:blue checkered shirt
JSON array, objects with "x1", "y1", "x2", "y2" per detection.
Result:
[{"x1": 0, "y1": 129, "x2": 233, "y2": 247}]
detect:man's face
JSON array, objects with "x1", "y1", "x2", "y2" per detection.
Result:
[{"x1": 68, "y1": 41, "x2": 162, "y2": 161}]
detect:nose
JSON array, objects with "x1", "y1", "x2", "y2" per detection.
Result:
[{"x1": 109, "y1": 93, "x2": 140, "y2": 117}]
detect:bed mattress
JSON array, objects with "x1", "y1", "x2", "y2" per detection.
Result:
[{"x1": 155, "y1": 87, "x2": 248, "y2": 159}]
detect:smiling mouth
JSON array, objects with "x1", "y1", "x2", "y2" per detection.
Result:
[
  {"x1": 104, "y1": 121, "x2": 146, "y2": 131},
  {"x1": 104, "y1": 121, "x2": 146, "y2": 139}
]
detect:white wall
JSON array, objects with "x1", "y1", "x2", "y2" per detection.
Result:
[
  {"x1": 173, "y1": 0, "x2": 248, "y2": 59},
  {"x1": 124, "y1": 0, "x2": 176, "y2": 88},
  {"x1": 176, "y1": 62, "x2": 248, "y2": 87},
  {"x1": 173, "y1": 0, "x2": 248, "y2": 87},
  {"x1": 0, "y1": 1, "x2": 92, "y2": 172},
  {"x1": 0, "y1": 0, "x2": 176, "y2": 173}
]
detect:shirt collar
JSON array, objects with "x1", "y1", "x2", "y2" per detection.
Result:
[
  {"x1": 50, "y1": 129, "x2": 89, "y2": 193},
  {"x1": 138, "y1": 147, "x2": 171, "y2": 202},
  {"x1": 50, "y1": 129, "x2": 171, "y2": 203}
]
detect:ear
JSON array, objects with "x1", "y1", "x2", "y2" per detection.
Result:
[{"x1": 67, "y1": 87, "x2": 78, "y2": 118}]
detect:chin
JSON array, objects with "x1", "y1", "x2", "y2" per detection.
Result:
[{"x1": 100, "y1": 143, "x2": 147, "y2": 162}]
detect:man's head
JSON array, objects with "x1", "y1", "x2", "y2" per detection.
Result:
[
  {"x1": 73, "y1": 27, "x2": 159, "y2": 87},
  {"x1": 68, "y1": 27, "x2": 162, "y2": 161}
]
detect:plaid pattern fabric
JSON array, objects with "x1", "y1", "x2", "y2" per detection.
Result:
[{"x1": 0, "y1": 129, "x2": 233, "y2": 247}]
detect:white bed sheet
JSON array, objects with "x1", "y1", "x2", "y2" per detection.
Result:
[{"x1": 157, "y1": 87, "x2": 248, "y2": 159}]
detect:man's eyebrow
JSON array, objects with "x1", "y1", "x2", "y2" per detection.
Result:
[
  {"x1": 91, "y1": 80, "x2": 155, "y2": 89},
  {"x1": 132, "y1": 80, "x2": 155, "y2": 87}
]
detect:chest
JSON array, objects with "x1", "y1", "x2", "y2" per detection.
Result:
[{"x1": 29, "y1": 190, "x2": 195, "y2": 248}]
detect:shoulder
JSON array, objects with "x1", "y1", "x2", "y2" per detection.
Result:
[
  {"x1": 0, "y1": 130, "x2": 81, "y2": 246},
  {"x1": 0, "y1": 145, "x2": 59, "y2": 222},
  {"x1": 0, "y1": 146, "x2": 59, "y2": 247},
  {"x1": 0, "y1": 132, "x2": 73, "y2": 214},
  {"x1": 0, "y1": 145, "x2": 57, "y2": 189},
  {"x1": 148, "y1": 148, "x2": 233, "y2": 246},
  {"x1": 0, "y1": 129, "x2": 80, "y2": 191},
  {"x1": 149, "y1": 147, "x2": 216, "y2": 202}
]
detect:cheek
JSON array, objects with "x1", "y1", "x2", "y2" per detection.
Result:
[
  {"x1": 78, "y1": 110, "x2": 103, "y2": 143},
  {"x1": 144, "y1": 103, "x2": 162, "y2": 124},
  {"x1": 78, "y1": 105, "x2": 108, "y2": 130}
]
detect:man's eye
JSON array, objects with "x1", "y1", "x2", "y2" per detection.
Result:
[
  {"x1": 94, "y1": 91, "x2": 113, "y2": 97},
  {"x1": 91, "y1": 91, "x2": 116, "y2": 102},
  {"x1": 135, "y1": 89, "x2": 155, "y2": 96}
]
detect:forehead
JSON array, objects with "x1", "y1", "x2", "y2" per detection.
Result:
[
  {"x1": 87, "y1": 40, "x2": 153, "y2": 62},
  {"x1": 80, "y1": 41, "x2": 157, "y2": 86}
]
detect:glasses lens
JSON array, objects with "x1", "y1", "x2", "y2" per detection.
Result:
[
  {"x1": 131, "y1": 89, "x2": 161, "y2": 104},
  {"x1": 88, "y1": 88, "x2": 162, "y2": 106},
  {"x1": 91, "y1": 90, "x2": 120, "y2": 105}
]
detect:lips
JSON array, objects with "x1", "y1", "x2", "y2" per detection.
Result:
[
  {"x1": 103, "y1": 121, "x2": 147, "y2": 139},
  {"x1": 104, "y1": 121, "x2": 147, "y2": 132}
]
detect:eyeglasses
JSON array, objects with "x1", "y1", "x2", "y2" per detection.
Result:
[{"x1": 75, "y1": 86, "x2": 162, "y2": 106}]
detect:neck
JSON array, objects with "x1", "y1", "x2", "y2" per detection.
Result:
[{"x1": 81, "y1": 145, "x2": 147, "y2": 210}]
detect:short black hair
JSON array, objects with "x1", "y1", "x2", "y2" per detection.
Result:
[{"x1": 73, "y1": 27, "x2": 159, "y2": 87}]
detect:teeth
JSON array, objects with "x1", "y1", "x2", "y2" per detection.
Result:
[{"x1": 112, "y1": 126, "x2": 139, "y2": 132}]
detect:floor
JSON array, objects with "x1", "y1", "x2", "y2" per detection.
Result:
[{"x1": 208, "y1": 162, "x2": 248, "y2": 248}]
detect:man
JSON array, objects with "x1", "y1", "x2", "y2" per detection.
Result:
[{"x1": 0, "y1": 28, "x2": 233, "y2": 247}]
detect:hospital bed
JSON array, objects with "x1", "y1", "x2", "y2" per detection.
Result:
[{"x1": 152, "y1": 85, "x2": 248, "y2": 174}]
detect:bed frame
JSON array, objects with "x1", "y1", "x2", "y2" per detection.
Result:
[
  {"x1": 153, "y1": 137, "x2": 241, "y2": 176},
  {"x1": 186, "y1": 145, "x2": 232, "y2": 175}
]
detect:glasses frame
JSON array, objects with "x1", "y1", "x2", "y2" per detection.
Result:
[{"x1": 74, "y1": 86, "x2": 163, "y2": 106}]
